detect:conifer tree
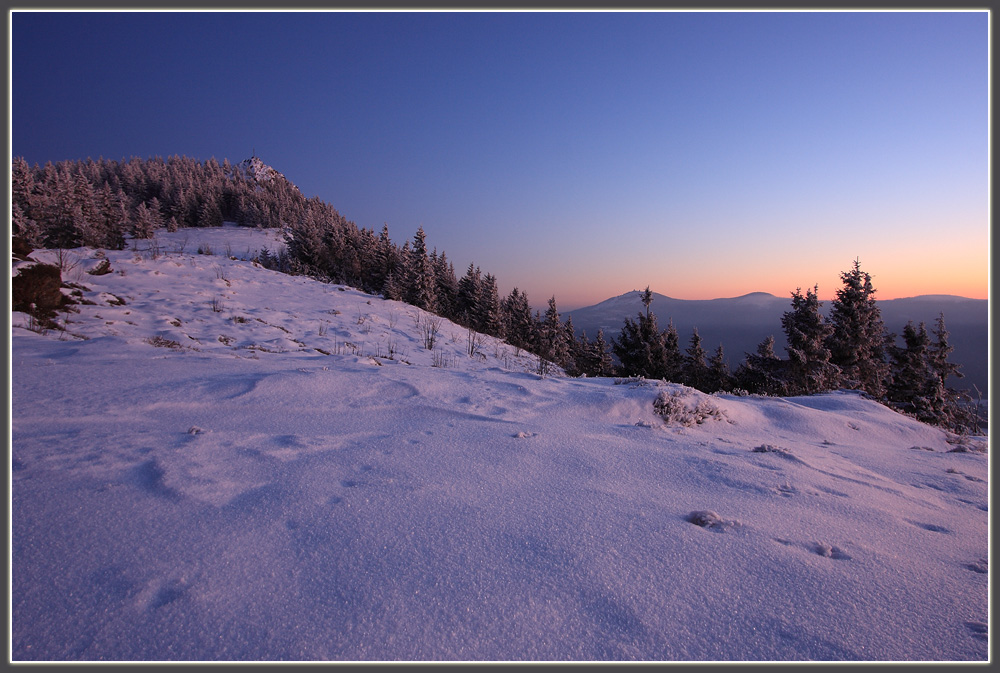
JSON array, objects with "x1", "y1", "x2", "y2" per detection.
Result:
[
  {"x1": 612, "y1": 312, "x2": 665, "y2": 379},
  {"x1": 591, "y1": 329, "x2": 616, "y2": 377},
  {"x1": 781, "y1": 285, "x2": 839, "y2": 394},
  {"x1": 928, "y1": 313, "x2": 963, "y2": 389},
  {"x1": 479, "y1": 273, "x2": 502, "y2": 337},
  {"x1": 662, "y1": 319, "x2": 684, "y2": 382},
  {"x1": 887, "y1": 321, "x2": 939, "y2": 423},
  {"x1": 433, "y1": 251, "x2": 459, "y2": 320},
  {"x1": 501, "y1": 288, "x2": 535, "y2": 354},
  {"x1": 538, "y1": 296, "x2": 570, "y2": 369},
  {"x1": 382, "y1": 269, "x2": 404, "y2": 301},
  {"x1": 683, "y1": 327, "x2": 709, "y2": 391},
  {"x1": 404, "y1": 226, "x2": 437, "y2": 313},
  {"x1": 706, "y1": 344, "x2": 733, "y2": 393},
  {"x1": 131, "y1": 202, "x2": 156, "y2": 239},
  {"x1": 827, "y1": 260, "x2": 890, "y2": 397},
  {"x1": 456, "y1": 263, "x2": 482, "y2": 327},
  {"x1": 735, "y1": 335, "x2": 788, "y2": 396},
  {"x1": 12, "y1": 202, "x2": 44, "y2": 250}
]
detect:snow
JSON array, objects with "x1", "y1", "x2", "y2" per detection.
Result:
[{"x1": 9, "y1": 225, "x2": 990, "y2": 662}]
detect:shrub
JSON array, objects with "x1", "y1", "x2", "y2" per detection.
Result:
[
  {"x1": 653, "y1": 387, "x2": 729, "y2": 427},
  {"x1": 144, "y1": 336, "x2": 182, "y2": 349}
]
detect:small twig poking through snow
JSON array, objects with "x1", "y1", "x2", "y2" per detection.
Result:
[
  {"x1": 467, "y1": 326, "x2": 486, "y2": 357},
  {"x1": 422, "y1": 317, "x2": 441, "y2": 350}
]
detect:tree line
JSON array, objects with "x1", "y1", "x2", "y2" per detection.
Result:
[
  {"x1": 11, "y1": 156, "x2": 979, "y2": 432},
  {"x1": 10, "y1": 155, "x2": 606, "y2": 374},
  {"x1": 610, "y1": 264, "x2": 979, "y2": 433}
]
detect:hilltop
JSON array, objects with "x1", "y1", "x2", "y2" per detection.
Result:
[{"x1": 9, "y1": 226, "x2": 989, "y2": 662}]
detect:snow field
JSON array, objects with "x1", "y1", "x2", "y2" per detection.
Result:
[{"x1": 10, "y1": 226, "x2": 989, "y2": 661}]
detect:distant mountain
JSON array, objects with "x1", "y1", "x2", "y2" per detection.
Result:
[{"x1": 567, "y1": 291, "x2": 988, "y2": 397}]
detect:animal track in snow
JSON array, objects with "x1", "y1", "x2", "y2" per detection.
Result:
[
  {"x1": 813, "y1": 543, "x2": 852, "y2": 560},
  {"x1": 965, "y1": 621, "x2": 988, "y2": 642},
  {"x1": 686, "y1": 510, "x2": 741, "y2": 532},
  {"x1": 965, "y1": 558, "x2": 988, "y2": 574},
  {"x1": 946, "y1": 467, "x2": 984, "y2": 483},
  {"x1": 905, "y1": 519, "x2": 951, "y2": 534},
  {"x1": 772, "y1": 537, "x2": 851, "y2": 561},
  {"x1": 140, "y1": 578, "x2": 190, "y2": 611}
]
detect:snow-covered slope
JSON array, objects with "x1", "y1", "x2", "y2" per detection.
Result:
[{"x1": 9, "y1": 226, "x2": 990, "y2": 662}]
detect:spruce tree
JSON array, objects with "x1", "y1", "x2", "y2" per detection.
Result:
[
  {"x1": 827, "y1": 260, "x2": 890, "y2": 397},
  {"x1": 433, "y1": 251, "x2": 459, "y2": 320},
  {"x1": 538, "y1": 296, "x2": 570, "y2": 369},
  {"x1": 928, "y1": 313, "x2": 963, "y2": 388},
  {"x1": 456, "y1": 263, "x2": 482, "y2": 327},
  {"x1": 887, "y1": 321, "x2": 939, "y2": 423},
  {"x1": 404, "y1": 226, "x2": 437, "y2": 313},
  {"x1": 501, "y1": 288, "x2": 535, "y2": 354},
  {"x1": 612, "y1": 311, "x2": 668, "y2": 379},
  {"x1": 781, "y1": 285, "x2": 839, "y2": 394},
  {"x1": 735, "y1": 335, "x2": 788, "y2": 396},
  {"x1": 591, "y1": 329, "x2": 616, "y2": 377},
  {"x1": 706, "y1": 344, "x2": 733, "y2": 393},
  {"x1": 131, "y1": 202, "x2": 156, "y2": 239},
  {"x1": 662, "y1": 319, "x2": 684, "y2": 382},
  {"x1": 683, "y1": 328, "x2": 709, "y2": 391},
  {"x1": 479, "y1": 273, "x2": 502, "y2": 337}
]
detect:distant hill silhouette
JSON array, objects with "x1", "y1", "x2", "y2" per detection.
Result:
[{"x1": 568, "y1": 291, "x2": 988, "y2": 397}]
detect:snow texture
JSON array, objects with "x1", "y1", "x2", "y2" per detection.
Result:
[{"x1": 10, "y1": 226, "x2": 990, "y2": 662}]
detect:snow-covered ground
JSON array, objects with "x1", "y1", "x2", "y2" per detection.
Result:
[{"x1": 9, "y1": 226, "x2": 990, "y2": 662}]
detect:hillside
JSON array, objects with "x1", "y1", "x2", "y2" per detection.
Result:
[
  {"x1": 567, "y1": 290, "x2": 989, "y2": 399},
  {"x1": 9, "y1": 226, "x2": 989, "y2": 662}
]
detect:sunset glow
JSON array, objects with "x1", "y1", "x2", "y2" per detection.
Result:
[{"x1": 11, "y1": 9, "x2": 989, "y2": 310}]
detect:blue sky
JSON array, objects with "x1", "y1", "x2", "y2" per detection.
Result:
[{"x1": 11, "y1": 10, "x2": 989, "y2": 309}]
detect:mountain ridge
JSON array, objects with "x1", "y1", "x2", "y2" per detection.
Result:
[{"x1": 567, "y1": 290, "x2": 988, "y2": 396}]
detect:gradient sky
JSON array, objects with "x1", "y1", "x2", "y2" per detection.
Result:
[{"x1": 11, "y1": 9, "x2": 989, "y2": 310}]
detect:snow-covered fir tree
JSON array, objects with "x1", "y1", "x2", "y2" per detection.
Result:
[
  {"x1": 887, "y1": 321, "x2": 939, "y2": 423},
  {"x1": 501, "y1": 288, "x2": 535, "y2": 354},
  {"x1": 456, "y1": 263, "x2": 482, "y2": 328},
  {"x1": 827, "y1": 260, "x2": 890, "y2": 397},
  {"x1": 735, "y1": 335, "x2": 788, "y2": 396},
  {"x1": 683, "y1": 327, "x2": 709, "y2": 390},
  {"x1": 706, "y1": 344, "x2": 733, "y2": 393},
  {"x1": 404, "y1": 227, "x2": 438, "y2": 313},
  {"x1": 662, "y1": 319, "x2": 685, "y2": 383},
  {"x1": 612, "y1": 311, "x2": 665, "y2": 379},
  {"x1": 537, "y1": 296, "x2": 570, "y2": 371},
  {"x1": 781, "y1": 285, "x2": 839, "y2": 394},
  {"x1": 479, "y1": 273, "x2": 503, "y2": 337}
]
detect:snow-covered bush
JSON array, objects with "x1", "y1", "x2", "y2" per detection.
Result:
[{"x1": 653, "y1": 387, "x2": 729, "y2": 427}]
